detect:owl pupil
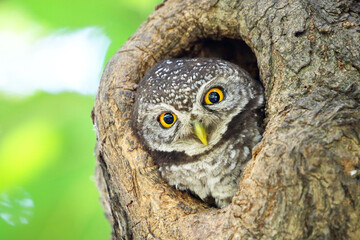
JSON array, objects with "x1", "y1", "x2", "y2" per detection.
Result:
[
  {"x1": 163, "y1": 113, "x2": 174, "y2": 124},
  {"x1": 208, "y1": 92, "x2": 220, "y2": 103}
]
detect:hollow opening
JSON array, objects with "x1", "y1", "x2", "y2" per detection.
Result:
[
  {"x1": 179, "y1": 38, "x2": 260, "y2": 82},
  {"x1": 133, "y1": 38, "x2": 263, "y2": 209}
]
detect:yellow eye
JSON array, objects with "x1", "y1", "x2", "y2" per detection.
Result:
[
  {"x1": 204, "y1": 88, "x2": 224, "y2": 105},
  {"x1": 159, "y1": 112, "x2": 177, "y2": 128}
]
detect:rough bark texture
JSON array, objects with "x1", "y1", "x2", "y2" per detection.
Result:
[{"x1": 92, "y1": 0, "x2": 360, "y2": 239}]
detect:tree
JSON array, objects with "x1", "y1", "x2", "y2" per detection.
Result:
[{"x1": 92, "y1": 0, "x2": 360, "y2": 239}]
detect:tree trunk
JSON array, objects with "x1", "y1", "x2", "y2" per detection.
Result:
[{"x1": 92, "y1": 0, "x2": 360, "y2": 239}]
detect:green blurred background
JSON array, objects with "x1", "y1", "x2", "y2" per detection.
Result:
[{"x1": 0, "y1": 0, "x2": 161, "y2": 239}]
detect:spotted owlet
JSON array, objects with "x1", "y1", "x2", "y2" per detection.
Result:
[{"x1": 132, "y1": 58, "x2": 264, "y2": 207}]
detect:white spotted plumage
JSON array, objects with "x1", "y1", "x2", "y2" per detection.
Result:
[{"x1": 133, "y1": 58, "x2": 264, "y2": 207}]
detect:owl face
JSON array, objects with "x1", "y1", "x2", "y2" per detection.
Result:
[{"x1": 133, "y1": 58, "x2": 263, "y2": 157}]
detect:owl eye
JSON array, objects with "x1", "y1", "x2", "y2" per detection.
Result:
[
  {"x1": 159, "y1": 112, "x2": 177, "y2": 128},
  {"x1": 204, "y1": 87, "x2": 224, "y2": 105}
]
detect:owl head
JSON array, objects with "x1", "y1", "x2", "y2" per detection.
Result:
[{"x1": 132, "y1": 58, "x2": 264, "y2": 159}]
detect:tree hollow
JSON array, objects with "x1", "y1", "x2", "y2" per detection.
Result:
[{"x1": 92, "y1": 0, "x2": 360, "y2": 239}]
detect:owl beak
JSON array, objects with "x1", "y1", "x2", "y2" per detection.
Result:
[{"x1": 194, "y1": 122, "x2": 207, "y2": 146}]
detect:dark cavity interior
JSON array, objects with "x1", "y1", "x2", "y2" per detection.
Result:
[{"x1": 180, "y1": 38, "x2": 260, "y2": 81}]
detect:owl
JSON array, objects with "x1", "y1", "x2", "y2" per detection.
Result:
[{"x1": 132, "y1": 58, "x2": 264, "y2": 207}]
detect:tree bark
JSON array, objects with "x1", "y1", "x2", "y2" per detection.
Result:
[{"x1": 92, "y1": 0, "x2": 360, "y2": 239}]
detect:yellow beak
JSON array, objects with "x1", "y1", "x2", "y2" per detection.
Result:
[{"x1": 194, "y1": 122, "x2": 207, "y2": 146}]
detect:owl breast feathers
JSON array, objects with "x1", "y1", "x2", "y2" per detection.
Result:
[{"x1": 132, "y1": 58, "x2": 264, "y2": 207}]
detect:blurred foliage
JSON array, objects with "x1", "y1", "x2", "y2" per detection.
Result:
[
  {"x1": 0, "y1": 0, "x2": 161, "y2": 239},
  {"x1": 3, "y1": 0, "x2": 162, "y2": 63},
  {"x1": 0, "y1": 92, "x2": 110, "y2": 239}
]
